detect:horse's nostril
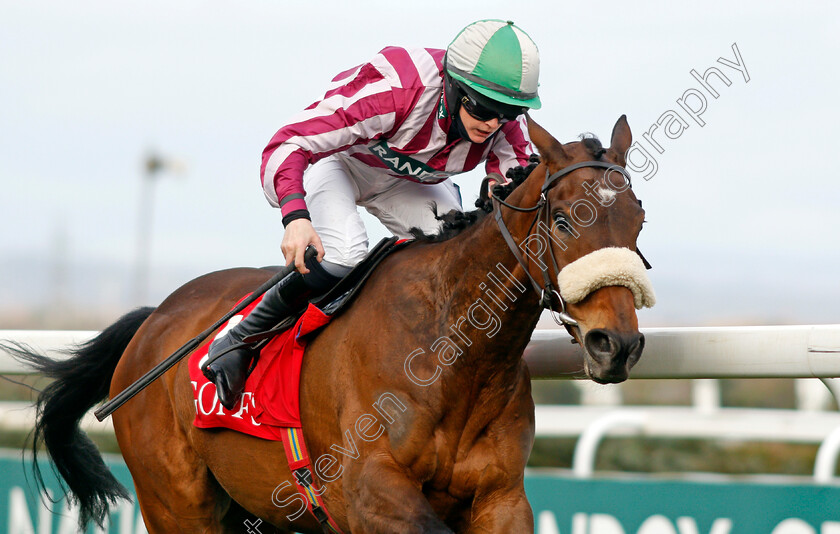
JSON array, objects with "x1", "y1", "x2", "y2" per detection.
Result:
[
  {"x1": 584, "y1": 329, "x2": 615, "y2": 361},
  {"x1": 626, "y1": 332, "x2": 645, "y2": 369},
  {"x1": 626, "y1": 332, "x2": 643, "y2": 354}
]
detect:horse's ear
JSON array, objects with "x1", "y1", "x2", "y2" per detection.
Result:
[
  {"x1": 607, "y1": 114, "x2": 632, "y2": 166},
  {"x1": 526, "y1": 114, "x2": 568, "y2": 163}
]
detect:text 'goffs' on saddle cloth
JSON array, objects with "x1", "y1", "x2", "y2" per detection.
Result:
[
  {"x1": 188, "y1": 297, "x2": 343, "y2": 533},
  {"x1": 188, "y1": 297, "x2": 332, "y2": 439}
]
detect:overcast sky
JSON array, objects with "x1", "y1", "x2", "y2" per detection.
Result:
[{"x1": 1, "y1": 1, "x2": 838, "y2": 326}]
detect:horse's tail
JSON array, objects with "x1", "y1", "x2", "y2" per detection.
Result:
[{"x1": 2, "y1": 306, "x2": 156, "y2": 528}]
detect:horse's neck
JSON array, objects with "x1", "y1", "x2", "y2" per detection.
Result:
[{"x1": 435, "y1": 171, "x2": 545, "y2": 382}]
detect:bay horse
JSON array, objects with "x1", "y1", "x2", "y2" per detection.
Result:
[{"x1": 16, "y1": 115, "x2": 651, "y2": 533}]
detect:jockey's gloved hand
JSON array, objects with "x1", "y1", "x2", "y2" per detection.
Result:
[{"x1": 281, "y1": 218, "x2": 325, "y2": 274}]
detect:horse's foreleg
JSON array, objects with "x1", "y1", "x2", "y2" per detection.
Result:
[
  {"x1": 466, "y1": 480, "x2": 533, "y2": 533},
  {"x1": 460, "y1": 372, "x2": 535, "y2": 533},
  {"x1": 344, "y1": 459, "x2": 454, "y2": 534}
]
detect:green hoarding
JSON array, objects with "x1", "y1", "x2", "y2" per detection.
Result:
[
  {"x1": 525, "y1": 472, "x2": 840, "y2": 534},
  {"x1": 0, "y1": 451, "x2": 144, "y2": 534},
  {"x1": 2, "y1": 451, "x2": 840, "y2": 533}
]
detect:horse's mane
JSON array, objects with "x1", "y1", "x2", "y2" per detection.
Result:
[
  {"x1": 409, "y1": 154, "x2": 540, "y2": 243},
  {"x1": 409, "y1": 132, "x2": 607, "y2": 243},
  {"x1": 409, "y1": 134, "x2": 606, "y2": 243},
  {"x1": 579, "y1": 133, "x2": 606, "y2": 160}
]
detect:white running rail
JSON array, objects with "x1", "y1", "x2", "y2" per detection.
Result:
[{"x1": 3, "y1": 326, "x2": 840, "y2": 482}]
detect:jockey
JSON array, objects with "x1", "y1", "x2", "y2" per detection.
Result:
[{"x1": 202, "y1": 19, "x2": 543, "y2": 410}]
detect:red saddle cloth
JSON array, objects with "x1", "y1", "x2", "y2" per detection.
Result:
[{"x1": 189, "y1": 297, "x2": 332, "y2": 440}]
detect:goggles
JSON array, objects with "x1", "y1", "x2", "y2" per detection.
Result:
[{"x1": 460, "y1": 93, "x2": 523, "y2": 124}]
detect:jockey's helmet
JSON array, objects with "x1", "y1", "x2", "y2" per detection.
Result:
[{"x1": 444, "y1": 19, "x2": 541, "y2": 120}]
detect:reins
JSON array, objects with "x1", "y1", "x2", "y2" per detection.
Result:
[{"x1": 491, "y1": 160, "x2": 632, "y2": 330}]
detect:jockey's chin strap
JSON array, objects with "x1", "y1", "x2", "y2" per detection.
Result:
[{"x1": 491, "y1": 160, "x2": 633, "y2": 331}]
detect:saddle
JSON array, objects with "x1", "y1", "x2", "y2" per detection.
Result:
[
  {"x1": 315, "y1": 236, "x2": 411, "y2": 313},
  {"x1": 240, "y1": 236, "x2": 410, "y2": 345}
]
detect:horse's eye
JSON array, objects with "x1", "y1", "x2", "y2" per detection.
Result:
[{"x1": 554, "y1": 213, "x2": 572, "y2": 233}]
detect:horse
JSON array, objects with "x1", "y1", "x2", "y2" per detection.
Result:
[{"x1": 14, "y1": 115, "x2": 651, "y2": 533}]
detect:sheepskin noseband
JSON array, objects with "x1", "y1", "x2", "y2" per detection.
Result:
[{"x1": 557, "y1": 247, "x2": 656, "y2": 309}]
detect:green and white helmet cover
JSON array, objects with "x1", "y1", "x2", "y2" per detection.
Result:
[{"x1": 445, "y1": 20, "x2": 541, "y2": 110}]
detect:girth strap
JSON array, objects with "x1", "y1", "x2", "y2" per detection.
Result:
[{"x1": 281, "y1": 427, "x2": 344, "y2": 534}]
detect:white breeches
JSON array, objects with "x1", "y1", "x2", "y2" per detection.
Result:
[{"x1": 302, "y1": 155, "x2": 463, "y2": 268}]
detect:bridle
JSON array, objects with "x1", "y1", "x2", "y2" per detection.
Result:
[{"x1": 492, "y1": 160, "x2": 633, "y2": 331}]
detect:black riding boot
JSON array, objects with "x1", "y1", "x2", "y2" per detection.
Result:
[{"x1": 201, "y1": 258, "x2": 343, "y2": 410}]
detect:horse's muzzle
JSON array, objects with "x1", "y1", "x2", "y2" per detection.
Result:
[{"x1": 583, "y1": 329, "x2": 645, "y2": 383}]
